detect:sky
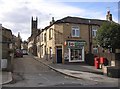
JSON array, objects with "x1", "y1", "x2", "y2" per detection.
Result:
[{"x1": 0, "y1": 0, "x2": 119, "y2": 41}]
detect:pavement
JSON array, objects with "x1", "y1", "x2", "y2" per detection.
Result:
[
  {"x1": 33, "y1": 56, "x2": 119, "y2": 83},
  {"x1": 0, "y1": 71, "x2": 12, "y2": 85}
]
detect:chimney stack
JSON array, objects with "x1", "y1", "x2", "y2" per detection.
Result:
[
  {"x1": 52, "y1": 17, "x2": 55, "y2": 23},
  {"x1": 18, "y1": 32, "x2": 21, "y2": 39},
  {"x1": 50, "y1": 17, "x2": 55, "y2": 25},
  {"x1": 106, "y1": 10, "x2": 112, "y2": 21}
]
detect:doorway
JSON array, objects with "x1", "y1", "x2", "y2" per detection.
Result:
[{"x1": 56, "y1": 48, "x2": 62, "y2": 63}]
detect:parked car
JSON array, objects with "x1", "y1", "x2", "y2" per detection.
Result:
[
  {"x1": 14, "y1": 49, "x2": 23, "y2": 58},
  {"x1": 22, "y1": 49, "x2": 28, "y2": 55}
]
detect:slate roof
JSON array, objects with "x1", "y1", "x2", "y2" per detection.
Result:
[
  {"x1": 2, "y1": 26, "x2": 12, "y2": 32},
  {"x1": 54, "y1": 16, "x2": 109, "y2": 26},
  {"x1": 38, "y1": 16, "x2": 111, "y2": 34}
]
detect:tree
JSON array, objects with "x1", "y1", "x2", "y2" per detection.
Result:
[{"x1": 96, "y1": 22, "x2": 120, "y2": 52}]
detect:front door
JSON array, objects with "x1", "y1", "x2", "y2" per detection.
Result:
[{"x1": 57, "y1": 48, "x2": 62, "y2": 63}]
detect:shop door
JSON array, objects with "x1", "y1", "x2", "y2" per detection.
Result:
[{"x1": 57, "y1": 48, "x2": 62, "y2": 63}]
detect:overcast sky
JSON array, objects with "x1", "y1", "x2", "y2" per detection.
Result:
[{"x1": 0, "y1": 0, "x2": 119, "y2": 41}]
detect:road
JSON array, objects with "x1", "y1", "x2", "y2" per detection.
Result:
[{"x1": 2, "y1": 55, "x2": 119, "y2": 87}]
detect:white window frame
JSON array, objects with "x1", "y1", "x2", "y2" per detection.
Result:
[
  {"x1": 92, "y1": 26, "x2": 98, "y2": 38},
  {"x1": 68, "y1": 47, "x2": 84, "y2": 62},
  {"x1": 92, "y1": 29, "x2": 97, "y2": 37},
  {"x1": 71, "y1": 26, "x2": 80, "y2": 37}
]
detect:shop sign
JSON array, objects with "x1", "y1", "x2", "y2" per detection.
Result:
[
  {"x1": 69, "y1": 42, "x2": 75, "y2": 47},
  {"x1": 68, "y1": 41, "x2": 85, "y2": 48}
]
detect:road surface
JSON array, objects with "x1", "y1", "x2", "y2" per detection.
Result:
[{"x1": 3, "y1": 55, "x2": 119, "y2": 87}]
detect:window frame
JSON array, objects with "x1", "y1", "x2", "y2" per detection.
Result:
[
  {"x1": 92, "y1": 29, "x2": 97, "y2": 37},
  {"x1": 49, "y1": 28, "x2": 53, "y2": 40},
  {"x1": 41, "y1": 33, "x2": 43, "y2": 42},
  {"x1": 71, "y1": 26, "x2": 80, "y2": 37},
  {"x1": 44, "y1": 33, "x2": 46, "y2": 42}
]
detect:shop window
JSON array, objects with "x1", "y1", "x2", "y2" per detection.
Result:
[
  {"x1": 71, "y1": 49, "x2": 82, "y2": 61},
  {"x1": 71, "y1": 26, "x2": 80, "y2": 37},
  {"x1": 64, "y1": 49, "x2": 69, "y2": 61}
]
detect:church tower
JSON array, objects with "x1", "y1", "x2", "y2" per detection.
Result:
[{"x1": 31, "y1": 16, "x2": 38, "y2": 35}]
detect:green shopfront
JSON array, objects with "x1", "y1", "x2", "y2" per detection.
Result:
[{"x1": 64, "y1": 40, "x2": 86, "y2": 62}]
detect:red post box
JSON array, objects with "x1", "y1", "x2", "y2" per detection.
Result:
[
  {"x1": 95, "y1": 60, "x2": 99, "y2": 69},
  {"x1": 94, "y1": 57, "x2": 100, "y2": 69},
  {"x1": 100, "y1": 57, "x2": 105, "y2": 64}
]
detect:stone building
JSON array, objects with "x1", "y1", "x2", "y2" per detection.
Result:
[
  {"x1": 21, "y1": 41, "x2": 28, "y2": 50},
  {"x1": 1, "y1": 25, "x2": 13, "y2": 59},
  {"x1": 36, "y1": 10, "x2": 114, "y2": 64},
  {"x1": 28, "y1": 16, "x2": 40, "y2": 56},
  {"x1": 13, "y1": 32, "x2": 22, "y2": 50},
  {"x1": 0, "y1": 24, "x2": 14, "y2": 71}
]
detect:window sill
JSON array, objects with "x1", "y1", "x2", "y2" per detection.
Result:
[
  {"x1": 71, "y1": 37, "x2": 82, "y2": 39},
  {"x1": 72, "y1": 36, "x2": 80, "y2": 37}
]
